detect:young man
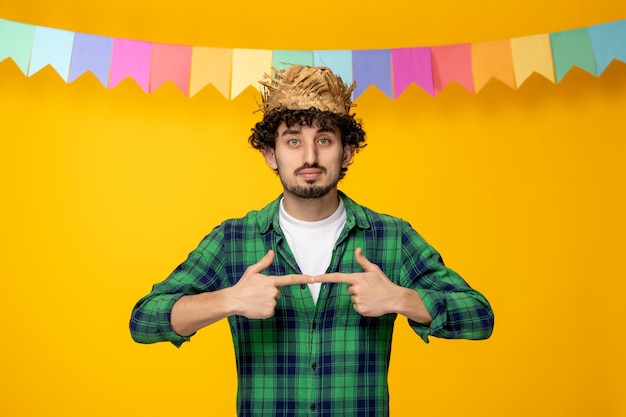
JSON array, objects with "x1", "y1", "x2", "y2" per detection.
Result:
[{"x1": 130, "y1": 65, "x2": 494, "y2": 417}]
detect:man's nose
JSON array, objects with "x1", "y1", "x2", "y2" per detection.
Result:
[{"x1": 303, "y1": 142, "x2": 318, "y2": 164}]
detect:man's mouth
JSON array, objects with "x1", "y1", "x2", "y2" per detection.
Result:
[
  {"x1": 298, "y1": 170, "x2": 323, "y2": 181},
  {"x1": 295, "y1": 165, "x2": 326, "y2": 180}
]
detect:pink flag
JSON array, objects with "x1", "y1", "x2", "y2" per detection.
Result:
[
  {"x1": 431, "y1": 44, "x2": 474, "y2": 95},
  {"x1": 391, "y1": 47, "x2": 433, "y2": 97},
  {"x1": 150, "y1": 43, "x2": 192, "y2": 95},
  {"x1": 109, "y1": 39, "x2": 152, "y2": 92}
]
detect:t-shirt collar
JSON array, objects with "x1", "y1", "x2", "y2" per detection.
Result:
[{"x1": 258, "y1": 190, "x2": 371, "y2": 234}]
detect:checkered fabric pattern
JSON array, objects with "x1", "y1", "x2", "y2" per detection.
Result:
[{"x1": 130, "y1": 192, "x2": 494, "y2": 417}]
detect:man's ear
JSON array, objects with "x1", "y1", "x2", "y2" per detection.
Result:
[
  {"x1": 262, "y1": 148, "x2": 278, "y2": 170},
  {"x1": 341, "y1": 145, "x2": 356, "y2": 168}
]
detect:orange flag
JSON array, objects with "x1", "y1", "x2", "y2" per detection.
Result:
[
  {"x1": 190, "y1": 47, "x2": 233, "y2": 98},
  {"x1": 471, "y1": 40, "x2": 516, "y2": 92}
]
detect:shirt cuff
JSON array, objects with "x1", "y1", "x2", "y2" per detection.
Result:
[
  {"x1": 156, "y1": 294, "x2": 192, "y2": 348},
  {"x1": 409, "y1": 289, "x2": 448, "y2": 343}
]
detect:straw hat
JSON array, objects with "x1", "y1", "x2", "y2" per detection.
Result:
[{"x1": 259, "y1": 65, "x2": 356, "y2": 115}]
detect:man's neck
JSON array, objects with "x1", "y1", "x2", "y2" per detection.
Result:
[{"x1": 281, "y1": 189, "x2": 341, "y2": 222}]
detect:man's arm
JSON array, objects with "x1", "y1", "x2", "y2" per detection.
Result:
[
  {"x1": 399, "y1": 229, "x2": 495, "y2": 342},
  {"x1": 171, "y1": 250, "x2": 313, "y2": 336},
  {"x1": 169, "y1": 289, "x2": 236, "y2": 337},
  {"x1": 314, "y1": 246, "x2": 494, "y2": 342},
  {"x1": 130, "y1": 249, "x2": 313, "y2": 344}
]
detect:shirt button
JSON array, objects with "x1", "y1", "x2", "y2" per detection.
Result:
[
  {"x1": 312, "y1": 322, "x2": 316, "y2": 329},
  {"x1": 300, "y1": 284, "x2": 306, "y2": 289},
  {"x1": 310, "y1": 404, "x2": 316, "y2": 411},
  {"x1": 311, "y1": 363, "x2": 317, "y2": 370}
]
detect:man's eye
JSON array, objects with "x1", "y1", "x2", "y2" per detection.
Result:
[
  {"x1": 318, "y1": 138, "x2": 329, "y2": 145},
  {"x1": 288, "y1": 139, "x2": 299, "y2": 146}
]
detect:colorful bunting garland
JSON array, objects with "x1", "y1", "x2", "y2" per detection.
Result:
[{"x1": 1, "y1": 17, "x2": 626, "y2": 99}]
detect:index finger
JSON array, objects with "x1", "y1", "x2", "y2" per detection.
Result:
[
  {"x1": 313, "y1": 273, "x2": 356, "y2": 284},
  {"x1": 272, "y1": 274, "x2": 315, "y2": 287}
]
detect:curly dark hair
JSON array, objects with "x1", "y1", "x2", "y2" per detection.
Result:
[{"x1": 249, "y1": 108, "x2": 367, "y2": 152}]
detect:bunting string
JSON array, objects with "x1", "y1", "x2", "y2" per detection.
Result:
[{"x1": 1, "y1": 17, "x2": 625, "y2": 99}]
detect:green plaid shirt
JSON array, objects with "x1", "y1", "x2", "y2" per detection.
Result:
[{"x1": 130, "y1": 192, "x2": 494, "y2": 417}]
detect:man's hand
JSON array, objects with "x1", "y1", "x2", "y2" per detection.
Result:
[
  {"x1": 231, "y1": 250, "x2": 313, "y2": 319},
  {"x1": 315, "y1": 248, "x2": 433, "y2": 323},
  {"x1": 314, "y1": 248, "x2": 402, "y2": 317}
]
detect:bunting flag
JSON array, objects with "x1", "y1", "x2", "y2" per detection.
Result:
[
  {"x1": 589, "y1": 20, "x2": 626, "y2": 75},
  {"x1": 352, "y1": 49, "x2": 393, "y2": 98},
  {"x1": 550, "y1": 28, "x2": 596, "y2": 82},
  {"x1": 1, "y1": 17, "x2": 625, "y2": 99},
  {"x1": 69, "y1": 33, "x2": 113, "y2": 86},
  {"x1": 313, "y1": 50, "x2": 353, "y2": 86},
  {"x1": 29, "y1": 26, "x2": 74, "y2": 80},
  {"x1": 231, "y1": 48, "x2": 272, "y2": 99},
  {"x1": 432, "y1": 44, "x2": 474, "y2": 94},
  {"x1": 190, "y1": 47, "x2": 232, "y2": 98},
  {"x1": 109, "y1": 39, "x2": 152, "y2": 92},
  {"x1": 391, "y1": 47, "x2": 433, "y2": 97},
  {"x1": 0, "y1": 19, "x2": 34, "y2": 74},
  {"x1": 272, "y1": 50, "x2": 314, "y2": 69},
  {"x1": 150, "y1": 43, "x2": 192, "y2": 95},
  {"x1": 510, "y1": 34, "x2": 555, "y2": 87},
  {"x1": 471, "y1": 40, "x2": 515, "y2": 92}
]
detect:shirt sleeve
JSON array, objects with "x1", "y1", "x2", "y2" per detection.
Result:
[
  {"x1": 129, "y1": 226, "x2": 227, "y2": 348},
  {"x1": 398, "y1": 225, "x2": 495, "y2": 343}
]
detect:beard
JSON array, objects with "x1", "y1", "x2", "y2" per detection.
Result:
[
  {"x1": 278, "y1": 163, "x2": 339, "y2": 199},
  {"x1": 283, "y1": 183, "x2": 335, "y2": 199}
]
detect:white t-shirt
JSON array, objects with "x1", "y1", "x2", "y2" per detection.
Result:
[{"x1": 279, "y1": 198, "x2": 347, "y2": 304}]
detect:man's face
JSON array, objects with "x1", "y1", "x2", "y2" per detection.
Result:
[{"x1": 263, "y1": 122, "x2": 354, "y2": 199}]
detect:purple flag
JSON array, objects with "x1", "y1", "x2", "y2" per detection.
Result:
[
  {"x1": 69, "y1": 33, "x2": 113, "y2": 86},
  {"x1": 352, "y1": 49, "x2": 393, "y2": 99}
]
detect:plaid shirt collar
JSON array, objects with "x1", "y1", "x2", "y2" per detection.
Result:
[{"x1": 257, "y1": 190, "x2": 372, "y2": 235}]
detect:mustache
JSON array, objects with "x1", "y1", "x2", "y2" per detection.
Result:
[{"x1": 294, "y1": 163, "x2": 327, "y2": 175}]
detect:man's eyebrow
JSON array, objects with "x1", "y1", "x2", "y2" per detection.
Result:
[
  {"x1": 281, "y1": 129, "x2": 302, "y2": 137},
  {"x1": 280, "y1": 126, "x2": 338, "y2": 136},
  {"x1": 316, "y1": 127, "x2": 338, "y2": 134}
]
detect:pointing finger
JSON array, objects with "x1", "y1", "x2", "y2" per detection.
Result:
[
  {"x1": 273, "y1": 274, "x2": 315, "y2": 287},
  {"x1": 313, "y1": 273, "x2": 356, "y2": 284}
]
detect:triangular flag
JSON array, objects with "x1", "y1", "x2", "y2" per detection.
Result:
[
  {"x1": 313, "y1": 50, "x2": 353, "y2": 86},
  {"x1": 391, "y1": 47, "x2": 434, "y2": 97},
  {"x1": 0, "y1": 19, "x2": 35, "y2": 75},
  {"x1": 3, "y1": 16, "x2": 626, "y2": 101},
  {"x1": 471, "y1": 40, "x2": 516, "y2": 92},
  {"x1": 510, "y1": 34, "x2": 555, "y2": 87},
  {"x1": 189, "y1": 47, "x2": 232, "y2": 98},
  {"x1": 431, "y1": 44, "x2": 474, "y2": 94},
  {"x1": 272, "y1": 50, "x2": 314, "y2": 69},
  {"x1": 109, "y1": 39, "x2": 152, "y2": 92},
  {"x1": 28, "y1": 26, "x2": 75, "y2": 81},
  {"x1": 588, "y1": 19, "x2": 626, "y2": 75},
  {"x1": 352, "y1": 49, "x2": 393, "y2": 99},
  {"x1": 231, "y1": 49, "x2": 272, "y2": 99},
  {"x1": 150, "y1": 43, "x2": 192, "y2": 95},
  {"x1": 68, "y1": 33, "x2": 113, "y2": 86},
  {"x1": 550, "y1": 28, "x2": 596, "y2": 82}
]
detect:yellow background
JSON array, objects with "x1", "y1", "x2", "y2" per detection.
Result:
[{"x1": 1, "y1": 1, "x2": 625, "y2": 416}]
